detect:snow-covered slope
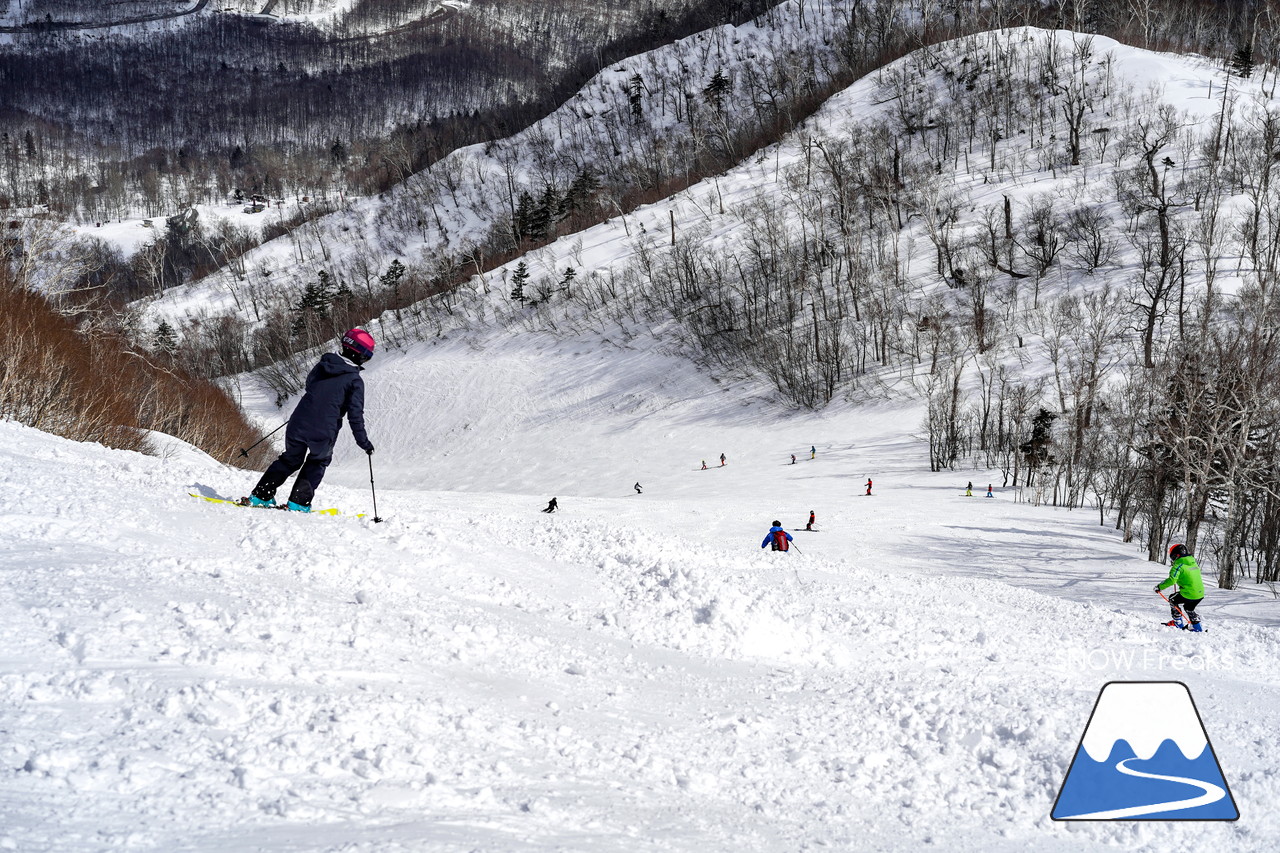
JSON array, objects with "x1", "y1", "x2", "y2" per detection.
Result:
[{"x1": 3, "y1": 338, "x2": 1278, "y2": 849}]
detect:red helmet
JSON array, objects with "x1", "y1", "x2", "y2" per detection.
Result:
[{"x1": 341, "y1": 328, "x2": 375, "y2": 362}]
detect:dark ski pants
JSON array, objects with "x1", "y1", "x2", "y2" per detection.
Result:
[
  {"x1": 251, "y1": 438, "x2": 332, "y2": 507},
  {"x1": 1170, "y1": 592, "x2": 1202, "y2": 624}
]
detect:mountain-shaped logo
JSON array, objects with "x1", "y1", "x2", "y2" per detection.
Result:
[{"x1": 1051, "y1": 681, "x2": 1239, "y2": 820}]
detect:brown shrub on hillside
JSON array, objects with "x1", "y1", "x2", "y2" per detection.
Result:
[{"x1": 0, "y1": 267, "x2": 270, "y2": 469}]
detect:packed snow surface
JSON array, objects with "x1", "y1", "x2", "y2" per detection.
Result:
[{"x1": 3, "y1": 333, "x2": 1279, "y2": 851}]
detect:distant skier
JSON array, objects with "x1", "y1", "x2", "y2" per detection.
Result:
[
  {"x1": 805, "y1": 510, "x2": 815, "y2": 531},
  {"x1": 810, "y1": 445, "x2": 815, "y2": 460},
  {"x1": 542, "y1": 497, "x2": 559, "y2": 513},
  {"x1": 634, "y1": 482, "x2": 642, "y2": 494},
  {"x1": 1157, "y1": 544, "x2": 1205, "y2": 631},
  {"x1": 865, "y1": 479, "x2": 873, "y2": 496},
  {"x1": 247, "y1": 328, "x2": 375, "y2": 512},
  {"x1": 761, "y1": 521, "x2": 793, "y2": 552},
  {"x1": 720, "y1": 453, "x2": 727, "y2": 467},
  {"x1": 701, "y1": 460, "x2": 707, "y2": 470},
  {"x1": 965, "y1": 481, "x2": 973, "y2": 496},
  {"x1": 986, "y1": 484, "x2": 994, "y2": 498},
  {"x1": 791, "y1": 454, "x2": 796, "y2": 465}
]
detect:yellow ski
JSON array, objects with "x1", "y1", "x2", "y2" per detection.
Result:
[{"x1": 188, "y1": 493, "x2": 364, "y2": 518}]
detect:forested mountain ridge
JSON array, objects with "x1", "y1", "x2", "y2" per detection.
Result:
[{"x1": 0, "y1": 0, "x2": 779, "y2": 222}]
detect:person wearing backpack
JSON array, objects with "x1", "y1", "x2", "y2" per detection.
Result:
[{"x1": 761, "y1": 521, "x2": 793, "y2": 552}]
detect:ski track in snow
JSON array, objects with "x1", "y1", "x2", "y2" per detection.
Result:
[{"x1": 2, "y1": 350, "x2": 1279, "y2": 851}]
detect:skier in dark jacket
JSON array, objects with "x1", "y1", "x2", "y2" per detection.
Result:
[
  {"x1": 248, "y1": 328, "x2": 376, "y2": 512},
  {"x1": 761, "y1": 521, "x2": 793, "y2": 552}
]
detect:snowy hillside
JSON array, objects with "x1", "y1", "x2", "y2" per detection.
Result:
[
  {"x1": 141, "y1": 19, "x2": 1269, "y2": 336},
  {"x1": 142, "y1": 0, "x2": 863, "y2": 326},
  {"x1": 3, "y1": 337, "x2": 1279, "y2": 849}
]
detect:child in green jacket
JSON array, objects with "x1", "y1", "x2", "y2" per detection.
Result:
[{"x1": 1157, "y1": 544, "x2": 1206, "y2": 632}]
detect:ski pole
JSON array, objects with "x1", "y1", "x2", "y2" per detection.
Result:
[
  {"x1": 787, "y1": 541, "x2": 805, "y2": 587},
  {"x1": 237, "y1": 421, "x2": 286, "y2": 458},
  {"x1": 1157, "y1": 589, "x2": 1190, "y2": 625},
  {"x1": 367, "y1": 453, "x2": 383, "y2": 523}
]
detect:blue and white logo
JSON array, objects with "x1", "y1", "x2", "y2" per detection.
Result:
[{"x1": 1052, "y1": 681, "x2": 1239, "y2": 820}]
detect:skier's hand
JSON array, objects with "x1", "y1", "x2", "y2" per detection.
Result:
[
  {"x1": 365, "y1": 446, "x2": 375, "y2": 456},
  {"x1": 1153, "y1": 584, "x2": 1162, "y2": 593}
]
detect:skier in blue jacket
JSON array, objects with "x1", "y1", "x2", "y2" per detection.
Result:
[
  {"x1": 761, "y1": 521, "x2": 793, "y2": 552},
  {"x1": 248, "y1": 328, "x2": 376, "y2": 511}
]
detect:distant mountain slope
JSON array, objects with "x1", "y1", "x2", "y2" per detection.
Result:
[{"x1": 0, "y1": 0, "x2": 780, "y2": 220}]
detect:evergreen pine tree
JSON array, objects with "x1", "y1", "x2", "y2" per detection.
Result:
[
  {"x1": 1019, "y1": 408, "x2": 1058, "y2": 480},
  {"x1": 332, "y1": 278, "x2": 355, "y2": 312},
  {"x1": 703, "y1": 69, "x2": 731, "y2": 111},
  {"x1": 379, "y1": 259, "x2": 406, "y2": 299},
  {"x1": 1231, "y1": 42, "x2": 1254, "y2": 78},
  {"x1": 291, "y1": 271, "x2": 334, "y2": 336},
  {"x1": 560, "y1": 266, "x2": 577, "y2": 295},
  {"x1": 529, "y1": 185, "x2": 559, "y2": 240},
  {"x1": 628, "y1": 73, "x2": 645, "y2": 118},
  {"x1": 514, "y1": 191, "x2": 536, "y2": 242},
  {"x1": 152, "y1": 320, "x2": 178, "y2": 355},
  {"x1": 561, "y1": 170, "x2": 599, "y2": 219},
  {"x1": 510, "y1": 261, "x2": 530, "y2": 303}
]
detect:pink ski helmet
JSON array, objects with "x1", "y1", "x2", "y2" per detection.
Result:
[{"x1": 341, "y1": 328, "x2": 375, "y2": 363}]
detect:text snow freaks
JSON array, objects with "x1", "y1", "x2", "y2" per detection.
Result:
[{"x1": 1054, "y1": 647, "x2": 1234, "y2": 674}]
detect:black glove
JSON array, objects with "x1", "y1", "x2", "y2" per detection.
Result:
[
  {"x1": 1154, "y1": 584, "x2": 1162, "y2": 593},
  {"x1": 365, "y1": 446, "x2": 375, "y2": 456}
]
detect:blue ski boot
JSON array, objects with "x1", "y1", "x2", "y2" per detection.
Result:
[
  {"x1": 286, "y1": 501, "x2": 311, "y2": 513},
  {"x1": 1165, "y1": 619, "x2": 1186, "y2": 630},
  {"x1": 248, "y1": 495, "x2": 275, "y2": 508},
  {"x1": 1190, "y1": 622, "x2": 1204, "y2": 632}
]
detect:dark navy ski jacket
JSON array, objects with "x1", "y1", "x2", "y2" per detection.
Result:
[{"x1": 285, "y1": 353, "x2": 373, "y2": 456}]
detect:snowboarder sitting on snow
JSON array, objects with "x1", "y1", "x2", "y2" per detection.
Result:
[
  {"x1": 248, "y1": 328, "x2": 375, "y2": 512},
  {"x1": 761, "y1": 521, "x2": 793, "y2": 552},
  {"x1": 542, "y1": 497, "x2": 558, "y2": 513},
  {"x1": 1157, "y1": 543, "x2": 1205, "y2": 632}
]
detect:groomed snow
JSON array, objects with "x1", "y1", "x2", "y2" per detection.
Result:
[{"x1": 3, "y1": 332, "x2": 1278, "y2": 850}]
